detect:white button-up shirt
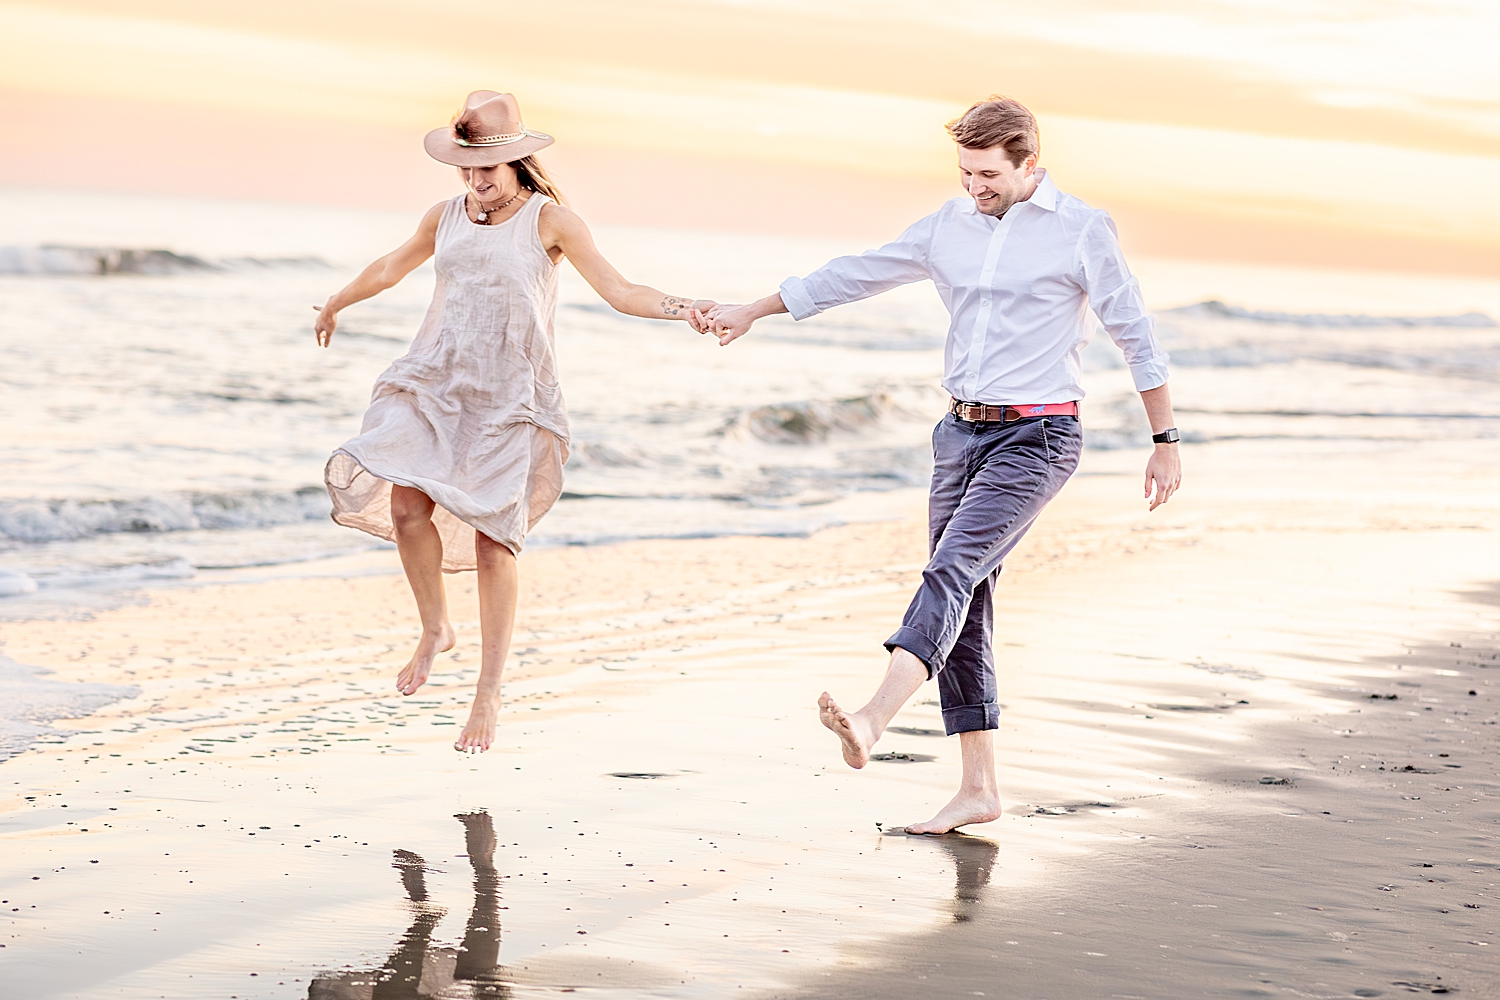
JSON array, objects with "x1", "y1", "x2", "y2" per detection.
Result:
[{"x1": 778, "y1": 170, "x2": 1169, "y2": 403}]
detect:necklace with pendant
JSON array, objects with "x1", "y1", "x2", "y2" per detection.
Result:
[{"x1": 472, "y1": 190, "x2": 522, "y2": 224}]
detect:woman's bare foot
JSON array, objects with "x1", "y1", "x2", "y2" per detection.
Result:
[
  {"x1": 903, "y1": 788, "x2": 1002, "y2": 835},
  {"x1": 455, "y1": 693, "x2": 501, "y2": 753},
  {"x1": 818, "y1": 692, "x2": 878, "y2": 769},
  {"x1": 396, "y1": 623, "x2": 455, "y2": 696},
  {"x1": 455, "y1": 810, "x2": 497, "y2": 861}
]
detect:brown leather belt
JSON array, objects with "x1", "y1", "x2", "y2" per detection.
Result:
[{"x1": 949, "y1": 399, "x2": 1079, "y2": 423}]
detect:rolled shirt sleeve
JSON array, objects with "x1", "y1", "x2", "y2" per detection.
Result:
[
  {"x1": 779, "y1": 217, "x2": 934, "y2": 321},
  {"x1": 1077, "y1": 212, "x2": 1170, "y2": 392}
]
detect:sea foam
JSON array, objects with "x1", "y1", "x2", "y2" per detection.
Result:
[{"x1": 0, "y1": 655, "x2": 138, "y2": 762}]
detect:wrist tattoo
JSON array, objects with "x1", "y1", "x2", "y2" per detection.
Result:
[{"x1": 661, "y1": 295, "x2": 689, "y2": 317}]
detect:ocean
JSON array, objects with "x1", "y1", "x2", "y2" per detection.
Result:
[{"x1": 3, "y1": 186, "x2": 1499, "y2": 619}]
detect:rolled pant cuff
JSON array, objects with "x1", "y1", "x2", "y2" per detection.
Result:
[
  {"x1": 884, "y1": 627, "x2": 942, "y2": 679},
  {"x1": 942, "y1": 703, "x2": 1000, "y2": 735}
]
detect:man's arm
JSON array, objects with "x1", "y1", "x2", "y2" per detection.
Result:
[
  {"x1": 1078, "y1": 212, "x2": 1180, "y2": 510},
  {"x1": 707, "y1": 212, "x2": 938, "y2": 345},
  {"x1": 1140, "y1": 383, "x2": 1181, "y2": 511},
  {"x1": 1077, "y1": 213, "x2": 1169, "y2": 391}
]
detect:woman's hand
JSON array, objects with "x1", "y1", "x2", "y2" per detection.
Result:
[
  {"x1": 683, "y1": 299, "x2": 717, "y2": 334},
  {"x1": 313, "y1": 300, "x2": 340, "y2": 348}
]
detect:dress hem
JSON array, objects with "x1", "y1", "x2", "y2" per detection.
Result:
[{"x1": 325, "y1": 449, "x2": 525, "y2": 568}]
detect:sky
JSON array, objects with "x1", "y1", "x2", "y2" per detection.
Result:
[{"x1": 1, "y1": 0, "x2": 1498, "y2": 275}]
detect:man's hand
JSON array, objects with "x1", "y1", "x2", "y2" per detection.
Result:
[
  {"x1": 706, "y1": 303, "x2": 759, "y2": 345},
  {"x1": 706, "y1": 292, "x2": 790, "y2": 345},
  {"x1": 1137, "y1": 383, "x2": 1181, "y2": 511},
  {"x1": 1144, "y1": 444, "x2": 1181, "y2": 511}
]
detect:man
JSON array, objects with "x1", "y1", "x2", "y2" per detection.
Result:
[{"x1": 705, "y1": 96, "x2": 1181, "y2": 834}]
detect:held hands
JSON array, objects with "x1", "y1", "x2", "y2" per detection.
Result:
[
  {"x1": 698, "y1": 293, "x2": 786, "y2": 345},
  {"x1": 700, "y1": 303, "x2": 759, "y2": 346},
  {"x1": 1144, "y1": 444, "x2": 1182, "y2": 511},
  {"x1": 682, "y1": 300, "x2": 717, "y2": 334}
]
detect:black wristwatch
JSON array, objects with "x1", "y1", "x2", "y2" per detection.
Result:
[{"x1": 1151, "y1": 427, "x2": 1180, "y2": 445}]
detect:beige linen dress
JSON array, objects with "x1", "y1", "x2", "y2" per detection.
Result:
[{"x1": 325, "y1": 193, "x2": 569, "y2": 571}]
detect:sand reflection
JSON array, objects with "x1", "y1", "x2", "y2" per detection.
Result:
[
  {"x1": 934, "y1": 833, "x2": 999, "y2": 923},
  {"x1": 310, "y1": 811, "x2": 509, "y2": 999},
  {"x1": 883, "y1": 828, "x2": 999, "y2": 922}
]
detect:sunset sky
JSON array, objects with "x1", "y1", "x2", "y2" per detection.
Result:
[{"x1": 2, "y1": 0, "x2": 1498, "y2": 274}]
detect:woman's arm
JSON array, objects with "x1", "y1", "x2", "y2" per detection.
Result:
[
  {"x1": 313, "y1": 202, "x2": 445, "y2": 347},
  {"x1": 540, "y1": 203, "x2": 712, "y2": 329}
]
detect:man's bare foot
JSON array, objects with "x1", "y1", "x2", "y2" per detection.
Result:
[
  {"x1": 903, "y1": 788, "x2": 1002, "y2": 835},
  {"x1": 455, "y1": 693, "x2": 500, "y2": 753},
  {"x1": 818, "y1": 692, "x2": 878, "y2": 769},
  {"x1": 396, "y1": 623, "x2": 455, "y2": 696}
]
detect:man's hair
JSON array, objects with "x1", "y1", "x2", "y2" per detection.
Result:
[{"x1": 946, "y1": 96, "x2": 1039, "y2": 167}]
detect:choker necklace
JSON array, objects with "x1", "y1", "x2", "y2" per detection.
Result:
[{"x1": 472, "y1": 190, "x2": 523, "y2": 224}]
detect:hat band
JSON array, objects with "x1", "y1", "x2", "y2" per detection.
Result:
[{"x1": 453, "y1": 127, "x2": 537, "y2": 147}]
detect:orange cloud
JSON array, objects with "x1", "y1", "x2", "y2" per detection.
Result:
[{"x1": 2, "y1": 0, "x2": 1497, "y2": 276}]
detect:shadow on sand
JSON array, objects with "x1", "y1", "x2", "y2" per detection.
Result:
[{"x1": 310, "y1": 811, "x2": 510, "y2": 999}]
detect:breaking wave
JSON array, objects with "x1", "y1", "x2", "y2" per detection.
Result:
[
  {"x1": 0, "y1": 245, "x2": 332, "y2": 276},
  {"x1": 723, "y1": 393, "x2": 907, "y2": 444},
  {"x1": 0, "y1": 488, "x2": 331, "y2": 543},
  {"x1": 1166, "y1": 299, "x2": 1496, "y2": 328}
]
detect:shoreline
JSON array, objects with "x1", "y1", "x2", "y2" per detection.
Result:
[
  {"x1": 0, "y1": 483, "x2": 936, "y2": 627},
  {"x1": 1, "y1": 439, "x2": 1498, "y2": 998}
]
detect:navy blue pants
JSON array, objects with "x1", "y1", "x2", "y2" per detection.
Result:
[{"x1": 885, "y1": 414, "x2": 1083, "y2": 735}]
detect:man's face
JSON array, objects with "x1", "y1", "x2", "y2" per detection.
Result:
[{"x1": 958, "y1": 146, "x2": 1038, "y2": 217}]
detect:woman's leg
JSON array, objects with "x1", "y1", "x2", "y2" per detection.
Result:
[
  {"x1": 456, "y1": 530, "x2": 518, "y2": 752},
  {"x1": 389, "y1": 484, "x2": 455, "y2": 695}
]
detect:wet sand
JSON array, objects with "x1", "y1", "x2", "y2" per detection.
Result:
[{"x1": 1, "y1": 437, "x2": 1498, "y2": 999}]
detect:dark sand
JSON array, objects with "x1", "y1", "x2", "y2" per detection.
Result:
[{"x1": 766, "y1": 612, "x2": 1500, "y2": 999}]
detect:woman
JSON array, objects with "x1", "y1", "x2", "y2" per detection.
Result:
[{"x1": 313, "y1": 91, "x2": 712, "y2": 753}]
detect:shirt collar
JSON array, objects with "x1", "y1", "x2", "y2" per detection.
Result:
[
  {"x1": 959, "y1": 167, "x2": 1058, "y2": 215},
  {"x1": 1029, "y1": 169, "x2": 1058, "y2": 211}
]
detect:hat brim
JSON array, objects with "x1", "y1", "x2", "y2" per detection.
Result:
[{"x1": 424, "y1": 128, "x2": 554, "y2": 166}]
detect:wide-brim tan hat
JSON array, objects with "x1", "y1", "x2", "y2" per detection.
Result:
[{"x1": 424, "y1": 90, "x2": 554, "y2": 166}]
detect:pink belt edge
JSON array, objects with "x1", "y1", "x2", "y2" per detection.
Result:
[{"x1": 948, "y1": 399, "x2": 1079, "y2": 422}]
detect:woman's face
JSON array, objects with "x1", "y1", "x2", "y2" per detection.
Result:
[{"x1": 459, "y1": 163, "x2": 519, "y2": 202}]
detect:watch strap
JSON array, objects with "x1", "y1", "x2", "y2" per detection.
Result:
[{"x1": 1152, "y1": 427, "x2": 1180, "y2": 444}]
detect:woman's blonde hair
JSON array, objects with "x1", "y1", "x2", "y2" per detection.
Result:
[{"x1": 513, "y1": 155, "x2": 566, "y2": 206}]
